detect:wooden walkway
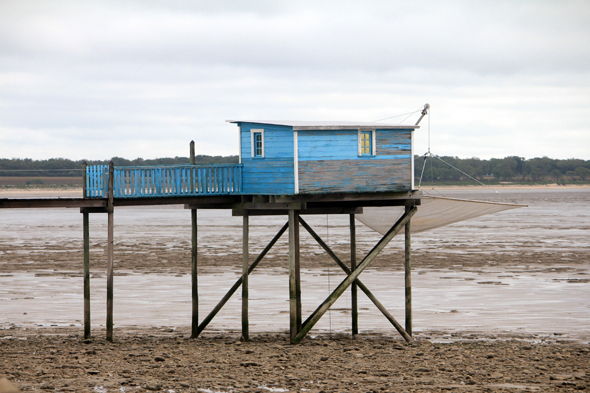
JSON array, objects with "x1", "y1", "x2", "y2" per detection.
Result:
[{"x1": 1, "y1": 162, "x2": 421, "y2": 344}]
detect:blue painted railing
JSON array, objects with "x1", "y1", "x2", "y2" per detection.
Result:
[{"x1": 85, "y1": 164, "x2": 243, "y2": 198}]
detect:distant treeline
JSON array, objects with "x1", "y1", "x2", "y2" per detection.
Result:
[
  {"x1": 0, "y1": 156, "x2": 239, "y2": 177},
  {"x1": 415, "y1": 155, "x2": 590, "y2": 184},
  {"x1": 1, "y1": 155, "x2": 590, "y2": 184}
]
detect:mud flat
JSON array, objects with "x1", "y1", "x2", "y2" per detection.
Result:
[{"x1": 1, "y1": 187, "x2": 589, "y2": 392}]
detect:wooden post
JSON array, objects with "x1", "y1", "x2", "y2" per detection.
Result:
[
  {"x1": 190, "y1": 141, "x2": 199, "y2": 338},
  {"x1": 405, "y1": 205, "x2": 412, "y2": 336},
  {"x1": 190, "y1": 208, "x2": 198, "y2": 338},
  {"x1": 350, "y1": 214, "x2": 358, "y2": 336},
  {"x1": 106, "y1": 161, "x2": 114, "y2": 342},
  {"x1": 82, "y1": 161, "x2": 91, "y2": 339},
  {"x1": 293, "y1": 207, "x2": 416, "y2": 344},
  {"x1": 242, "y1": 214, "x2": 249, "y2": 341},
  {"x1": 288, "y1": 209, "x2": 301, "y2": 342},
  {"x1": 82, "y1": 161, "x2": 87, "y2": 199},
  {"x1": 83, "y1": 211, "x2": 90, "y2": 339},
  {"x1": 299, "y1": 217, "x2": 412, "y2": 343}
]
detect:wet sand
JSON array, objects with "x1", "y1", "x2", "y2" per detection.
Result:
[{"x1": 1, "y1": 187, "x2": 589, "y2": 392}]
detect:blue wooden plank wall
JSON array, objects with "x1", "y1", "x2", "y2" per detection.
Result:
[
  {"x1": 297, "y1": 129, "x2": 412, "y2": 194},
  {"x1": 240, "y1": 123, "x2": 295, "y2": 195},
  {"x1": 85, "y1": 164, "x2": 243, "y2": 198}
]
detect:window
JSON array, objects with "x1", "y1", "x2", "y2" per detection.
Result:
[
  {"x1": 251, "y1": 129, "x2": 264, "y2": 157},
  {"x1": 360, "y1": 130, "x2": 373, "y2": 155},
  {"x1": 254, "y1": 132, "x2": 263, "y2": 156}
]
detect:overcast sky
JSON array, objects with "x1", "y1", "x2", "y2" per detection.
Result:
[{"x1": 1, "y1": 0, "x2": 589, "y2": 161}]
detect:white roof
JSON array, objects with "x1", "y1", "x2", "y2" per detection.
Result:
[{"x1": 226, "y1": 120, "x2": 419, "y2": 130}]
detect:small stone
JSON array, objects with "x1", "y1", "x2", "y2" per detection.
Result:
[
  {"x1": 0, "y1": 378, "x2": 20, "y2": 393},
  {"x1": 154, "y1": 356, "x2": 165, "y2": 362},
  {"x1": 240, "y1": 362, "x2": 261, "y2": 367},
  {"x1": 87, "y1": 370, "x2": 99, "y2": 375}
]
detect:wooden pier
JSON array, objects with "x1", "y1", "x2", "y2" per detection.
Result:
[
  {"x1": 1, "y1": 117, "x2": 424, "y2": 343},
  {"x1": 0, "y1": 167, "x2": 420, "y2": 344}
]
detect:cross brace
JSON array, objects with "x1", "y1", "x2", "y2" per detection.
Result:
[{"x1": 292, "y1": 206, "x2": 417, "y2": 344}]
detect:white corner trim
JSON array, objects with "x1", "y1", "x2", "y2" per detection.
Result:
[
  {"x1": 294, "y1": 131, "x2": 299, "y2": 194},
  {"x1": 238, "y1": 126, "x2": 242, "y2": 164},
  {"x1": 357, "y1": 130, "x2": 361, "y2": 156},
  {"x1": 372, "y1": 129, "x2": 376, "y2": 156},
  {"x1": 411, "y1": 129, "x2": 415, "y2": 190},
  {"x1": 250, "y1": 129, "x2": 264, "y2": 158}
]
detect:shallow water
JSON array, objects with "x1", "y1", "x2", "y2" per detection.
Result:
[
  {"x1": 1, "y1": 187, "x2": 589, "y2": 341},
  {"x1": 1, "y1": 265, "x2": 589, "y2": 342}
]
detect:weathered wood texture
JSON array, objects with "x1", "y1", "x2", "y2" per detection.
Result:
[
  {"x1": 83, "y1": 212, "x2": 90, "y2": 340},
  {"x1": 350, "y1": 214, "x2": 358, "y2": 336},
  {"x1": 106, "y1": 163, "x2": 114, "y2": 342},
  {"x1": 288, "y1": 210, "x2": 301, "y2": 341},
  {"x1": 242, "y1": 215, "x2": 249, "y2": 341},
  {"x1": 298, "y1": 159, "x2": 411, "y2": 194},
  {"x1": 405, "y1": 205, "x2": 412, "y2": 336},
  {"x1": 191, "y1": 209, "x2": 198, "y2": 338}
]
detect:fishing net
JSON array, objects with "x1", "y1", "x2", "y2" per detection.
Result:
[{"x1": 357, "y1": 195, "x2": 525, "y2": 234}]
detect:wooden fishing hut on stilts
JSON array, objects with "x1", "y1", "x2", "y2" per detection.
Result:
[{"x1": 1, "y1": 110, "x2": 427, "y2": 344}]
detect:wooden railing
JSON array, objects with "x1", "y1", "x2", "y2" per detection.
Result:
[{"x1": 85, "y1": 164, "x2": 243, "y2": 198}]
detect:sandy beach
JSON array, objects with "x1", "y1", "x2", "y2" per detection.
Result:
[{"x1": 1, "y1": 186, "x2": 589, "y2": 391}]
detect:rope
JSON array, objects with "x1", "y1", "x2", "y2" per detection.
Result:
[
  {"x1": 371, "y1": 106, "x2": 424, "y2": 123},
  {"x1": 416, "y1": 106, "x2": 497, "y2": 194}
]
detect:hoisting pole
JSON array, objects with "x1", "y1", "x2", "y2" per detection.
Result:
[{"x1": 414, "y1": 103, "x2": 430, "y2": 126}]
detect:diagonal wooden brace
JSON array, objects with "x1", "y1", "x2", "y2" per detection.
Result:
[
  {"x1": 292, "y1": 206, "x2": 417, "y2": 344},
  {"x1": 299, "y1": 217, "x2": 413, "y2": 342},
  {"x1": 193, "y1": 222, "x2": 289, "y2": 338}
]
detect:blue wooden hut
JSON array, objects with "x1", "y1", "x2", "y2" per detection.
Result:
[
  {"x1": 85, "y1": 121, "x2": 419, "y2": 198},
  {"x1": 230, "y1": 120, "x2": 419, "y2": 195}
]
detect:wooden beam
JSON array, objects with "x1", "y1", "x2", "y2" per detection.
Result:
[
  {"x1": 80, "y1": 207, "x2": 108, "y2": 214},
  {"x1": 83, "y1": 211, "x2": 90, "y2": 340},
  {"x1": 405, "y1": 205, "x2": 412, "y2": 336},
  {"x1": 289, "y1": 210, "x2": 302, "y2": 341},
  {"x1": 293, "y1": 207, "x2": 417, "y2": 344},
  {"x1": 350, "y1": 214, "x2": 358, "y2": 336},
  {"x1": 194, "y1": 223, "x2": 288, "y2": 337},
  {"x1": 273, "y1": 190, "x2": 422, "y2": 204},
  {"x1": 242, "y1": 215, "x2": 249, "y2": 341},
  {"x1": 298, "y1": 217, "x2": 412, "y2": 342},
  {"x1": 231, "y1": 207, "x2": 363, "y2": 216},
  {"x1": 0, "y1": 199, "x2": 107, "y2": 209},
  {"x1": 106, "y1": 161, "x2": 114, "y2": 342},
  {"x1": 190, "y1": 208, "x2": 198, "y2": 338}
]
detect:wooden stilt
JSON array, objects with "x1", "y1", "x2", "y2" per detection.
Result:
[
  {"x1": 242, "y1": 214, "x2": 249, "y2": 341},
  {"x1": 190, "y1": 140, "x2": 199, "y2": 338},
  {"x1": 405, "y1": 205, "x2": 412, "y2": 336},
  {"x1": 194, "y1": 223, "x2": 288, "y2": 337},
  {"x1": 350, "y1": 214, "x2": 358, "y2": 336},
  {"x1": 83, "y1": 211, "x2": 90, "y2": 340},
  {"x1": 190, "y1": 208, "x2": 198, "y2": 338},
  {"x1": 293, "y1": 207, "x2": 416, "y2": 344},
  {"x1": 106, "y1": 161, "x2": 114, "y2": 342},
  {"x1": 299, "y1": 217, "x2": 412, "y2": 342},
  {"x1": 288, "y1": 209, "x2": 301, "y2": 342}
]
